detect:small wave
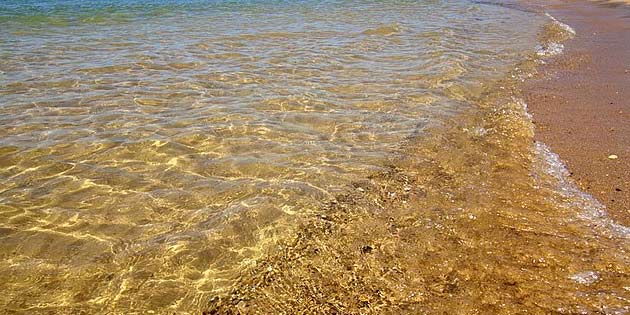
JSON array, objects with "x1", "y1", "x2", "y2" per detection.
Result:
[
  {"x1": 77, "y1": 64, "x2": 135, "y2": 74},
  {"x1": 471, "y1": 0, "x2": 538, "y2": 13},
  {"x1": 544, "y1": 13, "x2": 577, "y2": 36},
  {"x1": 361, "y1": 23, "x2": 401, "y2": 36},
  {"x1": 535, "y1": 13, "x2": 576, "y2": 58},
  {"x1": 133, "y1": 97, "x2": 166, "y2": 106},
  {"x1": 534, "y1": 142, "x2": 630, "y2": 236}
]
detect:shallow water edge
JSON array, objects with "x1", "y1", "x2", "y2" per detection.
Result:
[
  {"x1": 204, "y1": 12, "x2": 630, "y2": 314},
  {"x1": 1, "y1": 1, "x2": 629, "y2": 314}
]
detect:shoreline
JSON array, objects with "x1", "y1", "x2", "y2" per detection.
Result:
[
  {"x1": 206, "y1": 3, "x2": 630, "y2": 311},
  {"x1": 2, "y1": 1, "x2": 629, "y2": 313},
  {"x1": 523, "y1": 0, "x2": 630, "y2": 225}
]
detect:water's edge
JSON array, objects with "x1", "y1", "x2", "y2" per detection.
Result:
[
  {"x1": 204, "y1": 11, "x2": 630, "y2": 314},
  {"x1": 2, "y1": 2, "x2": 629, "y2": 314}
]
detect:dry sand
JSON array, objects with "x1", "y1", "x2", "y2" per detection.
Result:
[{"x1": 523, "y1": 0, "x2": 630, "y2": 225}]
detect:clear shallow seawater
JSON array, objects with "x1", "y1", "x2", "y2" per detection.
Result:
[{"x1": 0, "y1": 1, "x2": 628, "y2": 314}]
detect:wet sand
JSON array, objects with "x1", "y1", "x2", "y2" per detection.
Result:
[{"x1": 523, "y1": 0, "x2": 630, "y2": 225}]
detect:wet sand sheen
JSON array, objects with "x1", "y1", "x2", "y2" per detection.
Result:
[{"x1": 523, "y1": 0, "x2": 630, "y2": 226}]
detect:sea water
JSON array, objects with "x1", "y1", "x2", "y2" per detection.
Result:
[{"x1": 0, "y1": 0, "x2": 628, "y2": 313}]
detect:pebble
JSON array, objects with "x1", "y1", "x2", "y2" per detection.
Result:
[
  {"x1": 608, "y1": 154, "x2": 618, "y2": 160},
  {"x1": 570, "y1": 271, "x2": 599, "y2": 285}
]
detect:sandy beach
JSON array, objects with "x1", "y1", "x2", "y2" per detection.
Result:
[
  {"x1": 1, "y1": 0, "x2": 629, "y2": 313},
  {"x1": 523, "y1": 0, "x2": 630, "y2": 225}
]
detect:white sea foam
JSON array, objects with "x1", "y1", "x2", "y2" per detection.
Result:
[
  {"x1": 534, "y1": 141, "x2": 630, "y2": 237},
  {"x1": 535, "y1": 13, "x2": 576, "y2": 58},
  {"x1": 545, "y1": 12, "x2": 577, "y2": 36},
  {"x1": 535, "y1": 42, "x2": 565, "y2": 57}
]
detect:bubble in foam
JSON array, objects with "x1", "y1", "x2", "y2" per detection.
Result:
[{"x1": 536, "y1": 42, "x2": 565, "y2": 57}]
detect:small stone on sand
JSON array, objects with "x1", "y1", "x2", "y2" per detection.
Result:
[{"x1": 608, "y1": 154, "x2": 618, "y2": 160}]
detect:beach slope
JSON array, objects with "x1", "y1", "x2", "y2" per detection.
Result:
[{"x1": 523, "y1": 0, "x2": 630, "y2": 225}]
